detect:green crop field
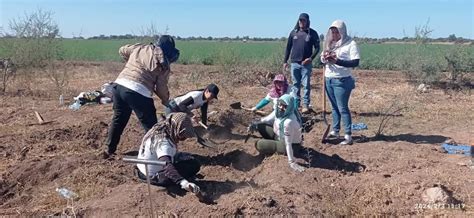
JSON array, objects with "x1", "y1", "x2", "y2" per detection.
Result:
[
  {"x1": 1, "y1": 38, "x2": 473, "y2": 71},
  {"x1": 58, "y1": 39, "x2": 285, "y2": 65}
]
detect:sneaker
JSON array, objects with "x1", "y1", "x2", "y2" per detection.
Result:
[
  {"x1": 328, "y1": 130, "x2": 339, "y2": 139},
  {"x1": 339, "y1": 134, "x2": 353, "y2": 145}
]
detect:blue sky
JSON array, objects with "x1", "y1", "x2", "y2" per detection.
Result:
[{"x1": 1, "y1": 0, "x2": 473, "y2": 39}]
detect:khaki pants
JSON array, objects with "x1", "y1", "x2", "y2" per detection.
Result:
[{"x1": 254, "y1": 123, "x2": 300, "y2": 155}]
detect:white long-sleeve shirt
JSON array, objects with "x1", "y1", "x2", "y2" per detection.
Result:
[
  {"x1": 173, "y1": 90, "x2": 207, "y2": 111},
  {"x1": 137, "y1": 137, "x2": 177, "y2": 176},
  {"x1": 321, "y1": 40, "x2": 360, "y2": 78},
  {"x1": 260, "y1": 112, "x2": 302, "y2": 163},
  {"x1": 275, "y1": 113, "x2": 302, "y2": 163}
]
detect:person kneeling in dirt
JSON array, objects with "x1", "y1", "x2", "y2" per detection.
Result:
[
  {"x1": 247, "y1": 94, "x2": 306, "y2": 172},
  {"x1": 136, "y1": 112, "x2": 201, "y2": 193},
  {"x1": 164, "y1": 83, "x2": 219, "y2": 126},
  {"x1": 250, "y1": 74, "x2": 297, "y2": 113}
]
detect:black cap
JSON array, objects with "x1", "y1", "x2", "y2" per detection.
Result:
[
  {"x1": 299, "y1": 13, "x2": 309, "y2": 21},
  {"x1": 206, "y1": 83, "x2": 219, "y2": 99},
  {"x1": 156, "y1": 35, "x2": 180, "y2": 63}
]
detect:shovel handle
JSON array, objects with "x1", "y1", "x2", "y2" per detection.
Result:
[
  {"x1": 241, "y1": 107, "x2": 266, "y2": 116},
  {"x1": 198, "y1": 121, "x2": 208, "y2": 130},
  {"x1": 322, "y1": 67, "x2": 327, "y2": 113}
]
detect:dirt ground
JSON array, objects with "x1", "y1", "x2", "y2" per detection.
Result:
[{"x1": 0, "y1": 62, "x2": 473, "y2": 216}]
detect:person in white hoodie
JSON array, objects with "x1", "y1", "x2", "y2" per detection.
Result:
[
  {"x1": 247, "y1": 94, "x2": 305, "y2": 172},
  {"x1": 320, "y1": 20, "x2": 360, "y2": 145}
]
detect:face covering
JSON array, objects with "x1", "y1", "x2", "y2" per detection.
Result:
[{"x1": 156, "y1": 35, "x2": 180, "y2": 63}]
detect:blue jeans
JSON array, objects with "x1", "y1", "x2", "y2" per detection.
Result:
[
  {"x1": 290, "y1": 63, "x2": 312, "y2": 107},
  {"x1": 325, "y1": 76, "x2": 355, "y2": 135}
]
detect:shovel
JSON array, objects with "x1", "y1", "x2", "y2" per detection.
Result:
[
  {"x1": 196, "y1": 134, "x2": 217, "y2": 150},
  {"x1": 321, "y1": 67, "x2": 331, "y2": 144},
  {"x1": 230, "y1": 102, "x2": 266, "y2": 116}
]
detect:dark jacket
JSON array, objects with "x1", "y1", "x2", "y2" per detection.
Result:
[{"x1": 284, "y1": 28, "x2": 320, "y2": 64}]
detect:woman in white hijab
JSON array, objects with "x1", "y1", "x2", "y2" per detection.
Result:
[{"x1": 320, "y1": 20, "x2": 360, "y2": 145}]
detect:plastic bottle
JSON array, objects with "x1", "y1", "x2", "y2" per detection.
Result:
[
  {"x1": 56, "y1": 187, "x2": 78, "y2": 199},
  {"x1": 69, "y1": 101, "x2": 81, "y2": 111}
]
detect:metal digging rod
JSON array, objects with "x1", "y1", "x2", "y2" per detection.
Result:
[{"x1": 122, "y1": 156, "x2": 166, "y2": 218}]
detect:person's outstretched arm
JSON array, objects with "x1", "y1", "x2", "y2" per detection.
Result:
[
  {"x1": 200, "y1": 102, "x2": 208, "y2": 125},
  {"x1": 118, "y1": 43, "x2": 141, "y2": 62},
  {"x1": 253, "y1": 95, "x2": 271, "y2": 110}
]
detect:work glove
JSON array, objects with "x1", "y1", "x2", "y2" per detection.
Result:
[
  {"x1": 247, "y1": 121, "x2": 260, "y2": 133},
  {"x1": 179, "y1": 179, "x2": 200, "y2": 193},
  {"x1": 289, "y1": 162, "x2": 305, "y2": 173}
]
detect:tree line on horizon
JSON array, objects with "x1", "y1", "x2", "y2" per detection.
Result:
[
  {"x1": 3, "y1": 33, "x2": 469, "y2": 44},
  {"x1": 72, "y1": 34, "x2": 472, "y2": 44}
]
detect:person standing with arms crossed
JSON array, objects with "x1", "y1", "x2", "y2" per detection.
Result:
[
  {"x1": 102, "y1": 35, "x2": 180, "y2": 159},
  {"x1": 283, "y1": 13, "x2": 320, "y2": 114}
]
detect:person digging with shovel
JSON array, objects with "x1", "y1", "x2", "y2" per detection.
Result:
[
  {"x1": 136, "y1": 112, "x2": 201, "y2": 193},
  {"x1": 247, "y1": 94, "x2": 306, "y2": 172},
  {"x1": 165, "y1": 83, "x2": 219, "y2": 127},
  {"x1": 102, "y1": 35, "x2": 179, "y2": 159},
  {"x1": 250, "y1": 74, "x2": 297, "y2": 113}
]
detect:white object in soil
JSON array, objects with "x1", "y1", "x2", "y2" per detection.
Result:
[{"x1": 421, "y1": 187, "x2": 451, "y2": 204}]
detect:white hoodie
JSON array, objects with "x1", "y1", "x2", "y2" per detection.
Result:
[{"x1": 321, "y1": 20, "x2": 360, "y2": 78}]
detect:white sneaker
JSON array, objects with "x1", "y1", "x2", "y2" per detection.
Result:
[
  {"x1": 339, "y1": 134, "x2": 353, "y2": 145},
  {"x1": 328, "y1": 130, "x2": 339, "y2": 139}
]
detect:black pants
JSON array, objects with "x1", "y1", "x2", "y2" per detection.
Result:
[
  {"x1": 137, "y1": 159, "x2": 201, "y2": 186},
  {"x1": 256, "y1": 123, "x2": 276, "y2": 140},
  {"x1": 106, "y1": 84, "x2": 157, "y2": 154}
]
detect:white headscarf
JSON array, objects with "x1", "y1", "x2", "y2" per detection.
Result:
[{"x1": 323, "y1": 20, "x2": 352, "y2": 53}]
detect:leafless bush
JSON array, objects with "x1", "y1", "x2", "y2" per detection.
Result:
[
  {"x1": 400, "y1": 20, "x2": 442, "y2": 84},
  {"x1": 136, "y1": 22, "x2": 167, "y2": 44},
  {"x1": 0, "y1": 58, "x2": 17, "y2": 92},
  {"x1": 2, "y1": 9, "x2": 71, "y2": 95},
  {"x1": 399, "y1": 20, "x2": 473, "y2": 91},
  {"x1": 46, "y1": 62, "x2": 71, "y2": 95},
  {"x1": 6, "y1": 9, "x2": 62, "y2": 68},
  {"x1": 443, "y1": 46, "x2": 473, "y2": 86},
  {"x1": 374, "y1": 99, "x2": 407, "y2": 138}
]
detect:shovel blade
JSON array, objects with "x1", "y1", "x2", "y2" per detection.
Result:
[
  {"x1": 197, "y1": 135, "x2": 217, "y2": 149},
  {"x1": 321, "y1": 124, "x2": 331, "y2": 144},
  {"x1": 321, "y1": 112, "x2": 331, "y2": 144},
  {"x1": 229, "y1": 102, "x2": 242, "y2": 109},
  {"x1": 244, "y1": 133, "x2": 251, "y2": 143}
]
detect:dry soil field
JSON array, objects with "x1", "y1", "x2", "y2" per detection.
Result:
[{"x1": 0, "y1": 62, "x2": 473, "y2": 216}]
